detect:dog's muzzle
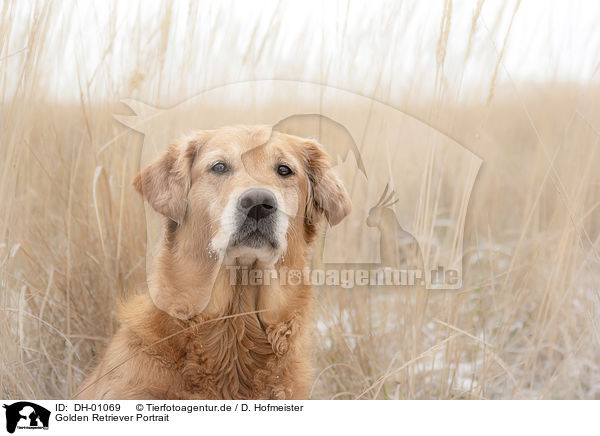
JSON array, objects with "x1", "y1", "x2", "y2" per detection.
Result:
[{"x1": 230, "y1": 188, "x2": 280, "y2": 249}]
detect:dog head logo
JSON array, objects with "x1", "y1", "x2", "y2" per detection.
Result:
[
  {"x1": 110, "y1": 80, "x2": 481, "y2": 296},
  {"x1": 2, "y1": 402, "x2": 50, "y2": 433}
]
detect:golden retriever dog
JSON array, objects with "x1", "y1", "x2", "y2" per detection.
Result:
[{"x1": 75, "y1": 125, "x2": 351, "y2": 400}]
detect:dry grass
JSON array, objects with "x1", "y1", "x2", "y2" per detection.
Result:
[{"x1": 1, "y1": 1, "x2": 599, "y2": 399}]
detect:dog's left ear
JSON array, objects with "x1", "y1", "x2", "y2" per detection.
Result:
[
  {"x1": 303, "y1": 140, "x2": 352, "y2": 226},
  {"x1": 133, "y1": 138, "x2": 200, "y2": 225}
]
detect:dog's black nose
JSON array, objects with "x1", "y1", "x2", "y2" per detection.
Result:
[{"x1": 238, "y1": 188, "x2": 278, "y2": 220}]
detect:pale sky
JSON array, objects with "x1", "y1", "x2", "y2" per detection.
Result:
[{"x1": 4, "y1": 0, "x2": 600, "y2": 102}]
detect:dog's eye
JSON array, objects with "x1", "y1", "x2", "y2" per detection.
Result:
[
  {"x1": 277, "y1": 165, "x2": 293, "y2": 177},
  {"x1": 211, "y1": 162, "x2": 228, "y2": 174}
]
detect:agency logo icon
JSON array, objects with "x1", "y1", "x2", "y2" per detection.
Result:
[
  {"x1": 111, "y1": 80, "x2": 481, "y2": 293},
  {"x1": 2, "y1": 402, "x2": 50, "y2": 434}
]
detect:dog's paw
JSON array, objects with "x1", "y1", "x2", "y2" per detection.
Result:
[
  {"x1": 150, "y1": 289, "x2": 205, "y2": 320},
  {"x1": 155, "y1": 298, "x2": 198, "y2": 320},
  {"x1": 167, "y1": 302, "x2": 196, "y2": 320}
]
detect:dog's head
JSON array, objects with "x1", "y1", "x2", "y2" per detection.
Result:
[{"x1": 133, "y1": 125, "x2": 351, "y2": 317}]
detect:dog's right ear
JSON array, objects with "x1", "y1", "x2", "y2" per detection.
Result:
[
  {"x1": 302, "y1": 140, "x2": 352, "y2": 227},
  {"x1": 133, "y1": 138, "x2": 201, "y2": 225}
]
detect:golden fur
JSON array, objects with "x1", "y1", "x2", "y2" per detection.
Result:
[{"x1": 75, "y1": 125, "x2": 351, "y2": 399}]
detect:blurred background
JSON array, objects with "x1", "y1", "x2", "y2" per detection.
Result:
[{"x1": 1, "y1": 0, "x2": 599, "y2": 399}]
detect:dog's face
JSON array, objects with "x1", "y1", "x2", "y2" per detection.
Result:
[
  {"x1": 134, "y1": 125, "x2": 351, "y2": 267},
  {"x1": 189, "y1": 126, "x2": 312, "y2": 265}
]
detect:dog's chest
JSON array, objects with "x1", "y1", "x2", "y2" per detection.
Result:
[{"x1": 179, "y1": 314, "x2": 293, "y2": 399}]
